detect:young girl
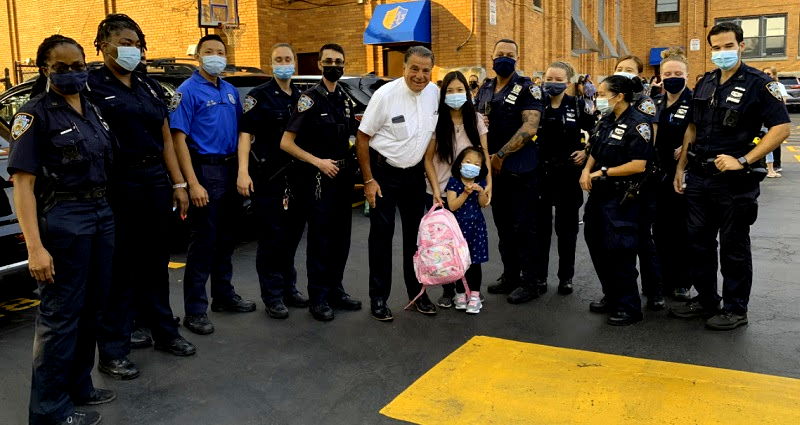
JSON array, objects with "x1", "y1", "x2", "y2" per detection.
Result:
[{"x1": 446, "y1": 147, "x2": 490, "y2": 314}]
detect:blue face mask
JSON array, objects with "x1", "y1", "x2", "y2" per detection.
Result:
[
  {"x1": 596, "y1": 97, "x2": 613, "y2": 115},
  {"x1": 492, "y1": 56, "x2": 516, "y2": 78},
  {"x1": 201, "y1": 55, "x2": 227, "y2": 76},
  {"x1": 711, "y1": 50, "x2": 739, "y2": 71},
  {"x1": 49, "y1": 71, "x2": 88, "y2": 95},
  {"x1": 460, "y1": 163, "x2": 481, "y2": 179},
  {"x1": 445, "y1": 93, "x2": 467, "y2": 110},
  {"x1": 272, "y1": 64, "x2": 295, "y2": 80},
  {"x1": 114, "y1": 46, "x2": 141, "y2": 72}
]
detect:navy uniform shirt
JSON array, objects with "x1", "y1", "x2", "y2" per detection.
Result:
[
  {"x1": 691, "y1": 63, "x2": 790, "y2": 157},
  {"x1": 7, "y1": 91, "x2": 114, "y2": 191},
  {"x1": 654, "y1": 88, "x2": 692, "y2": 174},
  {"x1": 86, "y1": 66, "x2": 168, "y2": 160},
  {"x1": 169, "y1": 70, "x2": 242, "y2": 156},
  {"x1": 476, "y1": 73, "x2": 544, "y2": 173},
  {"x1": 537, "y1": 94, "x2": 595, "y2": 165},
  {"x1": 632, "y1": 92, "x2": 657, "y2": 124},
  {"x1": 240, "y1": 78, "x2": 300, "y2": 171},
  {"x1": 285, "y1": 83, "x2": 357, "y2": 167},
  {"x1": 589, "y1": 106, "x2": 653, "y2": 177}
]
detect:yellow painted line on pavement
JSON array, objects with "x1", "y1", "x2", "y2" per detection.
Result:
[
  {"x1": 381, "y1": 336, "x2": 800, "y2": 425},
  {"x1": 0, "y1": 298, "x2": 40, "y2": 312},
  {"x1": 794, "y1": 154, "x2": 800, "y2": 163},
  {"x1": 786, "y1": 146, "x2": 799, "y2": 152},
  {"x1": 168, "y1": 262, "x2": 186, "y2": 269}
]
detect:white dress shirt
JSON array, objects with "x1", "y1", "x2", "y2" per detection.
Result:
[{"x1": 358, "y1": 78, "x2": 439, "y2": 169}]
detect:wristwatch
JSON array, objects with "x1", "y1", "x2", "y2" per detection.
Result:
[
  {"x1": 496, "y1": 150, "x2": 506, "y2": 159},
  {"x1": 737, "y1": 156, "x2": 749, "y2": 169},
  {"x1": 601, "y1": 167, "x2": 608, "y2": 177}
]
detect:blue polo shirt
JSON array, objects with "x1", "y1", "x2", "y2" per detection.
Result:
[{"x1": 169, "y1": 71, "x2": 241, "y2": 155}]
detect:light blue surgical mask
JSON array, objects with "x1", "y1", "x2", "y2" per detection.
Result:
[
  {"x1": 272, "y1": 64, "x2": 295, "y2": 80},
  {"x1": 596, "y1": 97, "x2": 613, "y2": 115},
  {"x1": 201, "y1": 55, "x2": 227, "y2": 76},
  {"x1": 460, "y1": 163, "x2": 481, "y2": 179},
  {"x1": 445, "y1": 93, "x2": 468, "y2": 110},
  {"x1": 711, "y1": 50, "x2": 739, "y2": 71},
  {"x1": 114, "y1": 46, "x2": 141, "y2": 72}
]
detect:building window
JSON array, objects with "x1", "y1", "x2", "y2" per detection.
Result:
[
  {"x1": 716, "y1": 14, "x2": 787, "y2": 58},
  {"x1": 532, "y1": 0, "x2": 542, "y2": 9},
  {"x1": 655, "y1": 0, "x2": 679, "y2": 24}
]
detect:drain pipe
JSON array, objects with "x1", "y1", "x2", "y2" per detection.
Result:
[{"x1": 456, "y1": 0, "x2": 476, "y2": 51}]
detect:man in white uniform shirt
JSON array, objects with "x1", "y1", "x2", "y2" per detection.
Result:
[{"x1": 356, "y1": 46, "x2": 439, "y2": 321}]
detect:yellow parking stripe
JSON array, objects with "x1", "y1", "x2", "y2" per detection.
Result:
[
  {"x1": 0, "y1": 298, "x2": 40, "y2": 312},
  {"x1": 168, "y1": 262, "x2": 186, "y2": 269},
  {"x1": 786, "y1": 146, "x2": 798, "y2": 152},
  {"x1": 381, "y1": 336, "x2": 800, "y2": 425},
  {"x1": 794, "y1": 154, "x2": 800, "y2": 163}
]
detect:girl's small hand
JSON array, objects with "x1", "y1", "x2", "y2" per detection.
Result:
[
  {"x1": 464, "y1": 184, "x2": 475, "y2": 194},
  {"x1": 471, "y1": 183, "x2": 483, "y2": 193}
]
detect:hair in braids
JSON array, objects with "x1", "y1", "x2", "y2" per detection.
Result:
[
  {"x1": 93, "y1": 13, "x2": 146, "y2": 54},
  {"x1": 30, "y1": 34, "x2": 86, "y2": 97}
]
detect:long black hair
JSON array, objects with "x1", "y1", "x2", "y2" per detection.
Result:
[
  {"x1": 30, "y1": 34, "x2": 86, "y2": 97},
  {"x1": 450, "y1": 146, "x2": 488, "y2": 182},
  {"x1": 601, "y1": 75, "x2": 637, "y2": 103},
  {"x1": 94, "y1": 14, "x2": 147, "y2": 54},
  {"x1": 435, "y1": 71, "x2": 481, "y2": 164}
]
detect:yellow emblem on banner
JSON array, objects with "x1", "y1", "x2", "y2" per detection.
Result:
[{"x1": 382, "y1": 6, "x2": 408, "y2": 30}]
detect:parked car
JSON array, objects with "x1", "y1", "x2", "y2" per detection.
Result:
[
  {"x1": 785, "y1": 88, "x2": 800, "y2": 112},
  {"x1": 0, "y1": 123, "x2": 29, "y2": 282},
  {"x1": 777, "y1": 75, "x2": 800, "y2": 90}
]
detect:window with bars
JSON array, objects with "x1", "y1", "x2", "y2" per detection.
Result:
[
  {"x1": 656, "y1": 0, "x2": 679, "y2": 24},
  {"x1": 715, "y1": 15, "x2": 787, "y2": 58}
]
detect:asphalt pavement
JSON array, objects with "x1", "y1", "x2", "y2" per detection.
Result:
[{"x1": 1, "y1": 114, "x2": 799, "y2": 424}]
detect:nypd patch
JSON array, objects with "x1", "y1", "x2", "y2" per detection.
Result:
[
  {"x1": 11, "y1": 113, "x2": 34, "y2": 140},
  {"x1": 168, "y1": 92, "x2": 182, "y2": 113},
  {"x1": 636, "y1": 123, "x2": 651, "y2": 143},
  {"x1": 297, "y1": 94, "x2": 314, "y2": 113},
  {"x1": 637, "y1": 98, "x2": 656, "y2": 116},
  {"x1": 766, "y1": 81, "x2": 783, "y2": 101},
  {"x1": 243, "y1": 95, "x2": 257, "y2": 113},
  {"x1": 529, "y1": 85, "x2": 542, "y2": 100},
  {"x1": 228, "y1": 93, "x2": 236, "y2": 104}
]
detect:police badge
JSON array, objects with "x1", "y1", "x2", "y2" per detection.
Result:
[
  {"x1": 529, "y1": 85, "x2": 542, "y2": 100},
  {"x1": 637, "y1": 98, "x2": 656, "y2": 116},
  {"x1": 168, "y1": 92, "x2": 182, "y2": 113},
  {"x1": 766, "y1": 81, "x2": 784, "y2": 101},
  {"x1": 636, "y1": 123, "x2": 651, "y2": 142},
  {"x1": 243, "y1": 95, "x2": 257, "y2": 113},
  {"x1": 297, "y1": 94, "x2": 314, "y2": 112},
  {"x1": 11, "y1": 113, "x2": 34, "y2": 140}
]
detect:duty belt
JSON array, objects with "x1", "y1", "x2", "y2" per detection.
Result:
[
  {"x1": 119, "y1": 154, "x2": 162, "y2": 168},
  {"x1": 192, "y1": 153, "x2": 236, "y2": 165},
  {"x1": 53, "y1": 187, "x2": 107, "y2": 202}
]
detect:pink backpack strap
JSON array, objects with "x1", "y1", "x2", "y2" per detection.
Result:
[{"x1": 404, "y1": 288, "x2": 427, "y2": 310}]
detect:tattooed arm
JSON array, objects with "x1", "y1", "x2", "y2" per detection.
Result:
[{"x1": 491, "y1": 109, "x2": 542, "y2": 173}]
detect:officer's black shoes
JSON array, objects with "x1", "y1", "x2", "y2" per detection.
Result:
[
  {"x1": 59, "y1": 410, "x2": 101, "y2": 425},
  {"x1": 589, "y1": 297, "x2": 609, "y2": 313},
  {"x1": 668, "y1": 300, "x2": 719, "y2": 319},
  {"x1": 705, "y1": 311, "x2": 748, "y2": 331},
  {"x1": 487, "y1": 274, "x2": 516, "y2": 294},
  {"x1": 310, "y1": 303, "x2": 335, "y2": 321},
  {"x1": 284, "y1": 292, "x2": 310, "y2": 308},
  {"x1": 370, "y1": 299, "x2": 394, "y2": 322},
  {"x1": 210, "y1": 294, "x2": 257, "y2": 313},
  {"x1": 154, "y1": 336, "x2": 197, "y2": 356},
  {"x1": 183, "y1": 314, "x2": 215, "y2": 335},
  {"x1": 98, "y1": 358, "x2": 140, "y2": 380},
  {"x1": 536, "y1": 279, "x2": 548, "y2": 295},
  {"x1": 507, "y1": 284, "x2": 539, "y2": 304},
  {"x1": 330, "y1": 294, "x2": 363, "y2": 311},
  {"x1": 414, "y1": 296, "x2": 437, "y2": 315},
  {"x1": 267, "y1": 302, "x2": 290, "y2": 319},
  {"x1": 646, "y1": 295, "x2": 666, "y2": 311},
  {"x1": 130, "y1": 328, "x2": 153, "y2": 349},
  {"x1": 671, "y1": 287, "x2": 691, "y2": 301},
  {"x1": 557, "y1": 279, "x2": 574, "y2": 295},
  {"x1": 607, "y1": 311, "x2": 643, "y2": 326}
]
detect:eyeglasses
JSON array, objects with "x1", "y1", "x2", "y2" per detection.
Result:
[
  {"x1": 320, "y1": 59, "x2": 345, "y2": 66},
  {"x1": 49, "y1": 63, "x2": 87, "y2": 74}
]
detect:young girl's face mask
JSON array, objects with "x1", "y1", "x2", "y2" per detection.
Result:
[{"x1": 460, "y1": 162, "x2": 481, "y2": 179}]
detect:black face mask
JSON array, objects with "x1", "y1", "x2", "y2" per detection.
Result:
[
  {"x1": 662, "y1": 77, "x2": 686, "y2": 94},
  {"x1": 493, "y1": 57, "x2": 516, "y2": 78},
  {"x1": 49, "y1": 71, "x2": 88, "y2": 95},
  {"x1": 322, "y1": 66, "x2": 344, "y2": 83},
  {"x1": 543, "y1": 82, "x2": 567, "y2": 96},
  {"x1": 469, "y1": 81, "x2": 479, "y2": 90}
]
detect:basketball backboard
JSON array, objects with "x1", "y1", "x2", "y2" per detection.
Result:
[{"x1": 198, "y1": 0, "x2": 239, "y2": 28}]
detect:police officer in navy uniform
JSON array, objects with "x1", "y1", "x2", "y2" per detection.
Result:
[
  {"x1": 671, "y1": 22, "x2": 791, "y2": 330},
  {"x1": 534, "y1": 61, "x2": 595, "y2": 295},
  {"x1": 10, "y1": 35, "x2": 114, "y2": 425},
  {"x1": 476, "y1": 39, "x2": 544, "y2": 304},
  {"x1": 170, "y1": 34, "x2": 256, "y2": 336},
  {"x1": 652, "y1": 48, "x2": 693, "y2": 301},
  {"x1": 280, "y1": 43, "x2": 362, "y2": 321},
  {"x1": 88, "y1": 14, "x2": 196, "y2": 381},
  {"x1": 237, "y1": 42, "x2": 309, "y2": 319},
  {"x1": 581, "y1": 75, "x2": 654, "y2": 326}
]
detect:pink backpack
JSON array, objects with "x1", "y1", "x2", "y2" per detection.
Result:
[{"x1": 406, "y1": 205, "x2": 472, "y2": 309}]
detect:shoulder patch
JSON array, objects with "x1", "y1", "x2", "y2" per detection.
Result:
[
  {"x1": 227, "y1": 93, "x2": 236, "y2": 105},
  {"x1": 766, "y1": 81, "x2": 783, "y2": 101},
  {"x1": 636, "y1": 123, "x2": 651, "y2": 143},
  {"x1": 168, "y1": 92, "x2": 182, "y2": 113},
  {"x1": 529, "y1": 85, "x2": 542, "y2": 100},
  {"x1": 297, "y1": 94, "x2": 314, "y2": 113},
  {"x1": 11, "y1": 113, "x2": 34, "y2": 140},
  {"x1": 243, "y1": 95, "x2": 257, "y2": 113},
  {"x1": 637, "y1": 98, "x2": 656, "y2": 116}
]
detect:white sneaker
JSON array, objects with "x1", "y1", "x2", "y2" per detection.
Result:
[
  {"x1": 454, "y1": 293, "x2": 467, "y2": 310},
  {"x1": 466, "y1": 293, "x2": 482, "y2": 314}
]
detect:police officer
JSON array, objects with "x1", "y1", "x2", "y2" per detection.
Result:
[
  {"x1": 652, "y1": 48, "x2": 693, "y2": 301},
  {"x1": 476, "y1": 39, "x2": 544, "y2": 304},
  {"x1": 614, "y1": 55, "x2": 664, "y2": 310},
  {"x1": 280, "y1": 43, "x2": 362, "y2": 321},
  {"x1": 88, "y1": 14, "x2": 196, "y2": 381},
  {"x1": 170, "y1": 34, "x2": 256, "y2": 335},
  {"x1": 671, "y1": 22, "x2": 791, "y2": 330},
  {"x1": 581, "y1": 75, "x2": 654, "y2": 326},
  {"x1": 237, "y1": 43, "x2": 310, "y2": 320},
  {"x1": 533, "y1": 61, "x2": 594, "y2": 295},
  {"x1": 10, "y1": 35, "x2": 114, "y2": 425}
]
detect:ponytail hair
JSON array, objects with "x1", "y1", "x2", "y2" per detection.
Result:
[
  {"x1": 30, "y1": 34, "x2": 86, "y2": 97},
  {"x1": 660, "y1": 46, "x2": 688, "y2": 68},
  {"x1": 601, "y1": 75, "x2": 637, "y2": 103}
]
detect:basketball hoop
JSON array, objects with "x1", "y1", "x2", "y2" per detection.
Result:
[{"x1": 221, "y1": 23, "x2": 245, "y2": 48}]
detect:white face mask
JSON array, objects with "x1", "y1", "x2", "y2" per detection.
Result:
[{"x1": 614, "y1": 71, "x2": 638, "y2": 80}]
